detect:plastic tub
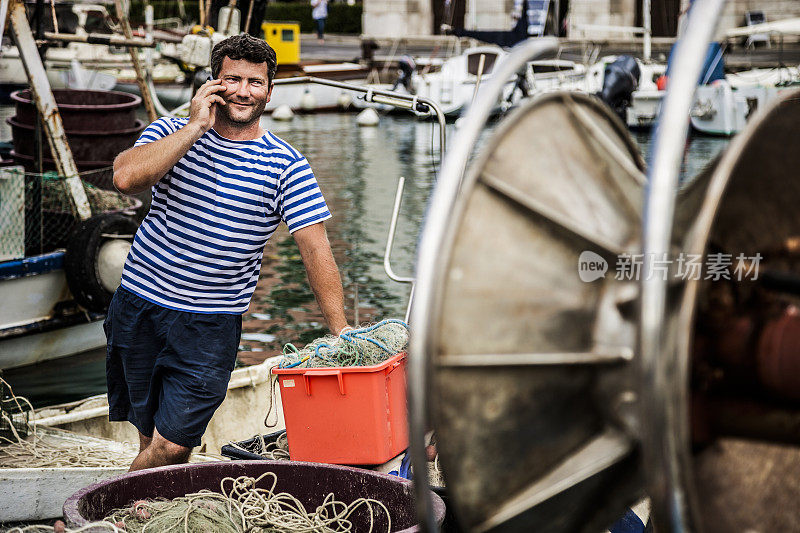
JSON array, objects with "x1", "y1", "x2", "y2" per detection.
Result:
[
  {"x1": 11, "y1": 89, "x2": 141, "y2": 131},
  {"x1": 272, "y1": 352, "x2": 408, "y2": 465},
  {"x1": 7, "y1": 117, "x2": 145, "y2": 163},
  {"x1": 10, "y1": 150, "x2": 113, "y2": 172},
  {"x1": 63, "y1": 460, "x2": 446, "y2": 532}
]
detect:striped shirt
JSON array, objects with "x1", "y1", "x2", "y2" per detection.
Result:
[{"x1": 119, "y1": 117, "x2": 331, "y2": 314}]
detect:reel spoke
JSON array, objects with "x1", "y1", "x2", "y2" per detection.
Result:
[
  {"x1": 436, "y1": 350, "x2": 633, "y2": 367},
  {"x1": 480, "y1": 172, "x2": 628, "y2": 257},
  {"x1": 475, "y1": 429, "x2": 634, "y2": 533}
]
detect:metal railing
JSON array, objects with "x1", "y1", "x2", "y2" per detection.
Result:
[{"x1": 272, "y1": 76, "x2": 447, "y2": 159}]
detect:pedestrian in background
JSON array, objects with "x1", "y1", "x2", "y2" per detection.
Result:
[{"x1": 311, "y1": 0, "x2": 328, "y2": 43}]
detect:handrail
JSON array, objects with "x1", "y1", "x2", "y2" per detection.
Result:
[
  {"x1": 272, "y1": 76, "x2": 447, "y2": 157},
  {"x1": 270, "y1": 78, "x2": 448, "y2": 327},
  {"x1": 383, "y1": 177, "x2": 415, "y2": 323},
  {"x1": 384, "y1": 177, "x2": 414, "y2": 285}
]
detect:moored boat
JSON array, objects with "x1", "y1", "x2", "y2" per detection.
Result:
[
  {"x1": 690, "y1": 66, "x2": 800, "y2": 136},
  {"x1": 33, "y1": 357, "x2": 286, "y2": 453}
]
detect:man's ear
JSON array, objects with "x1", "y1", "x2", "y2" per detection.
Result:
[{"x1": 266, "y1": 82, "x2": 275, "y2": 103}]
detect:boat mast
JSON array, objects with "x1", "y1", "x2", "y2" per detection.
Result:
[
  {"x1": 469, "y1": 0, "x2": 477, "y2": 29},
  {"x1": 643, "y1": 0, "x2": 651, "y2": 61}
]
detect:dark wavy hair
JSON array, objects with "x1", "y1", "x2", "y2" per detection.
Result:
[{"x1": 211, "y1": 34, "x2": 277, "y2": 83}]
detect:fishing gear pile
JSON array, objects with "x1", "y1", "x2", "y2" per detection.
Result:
[
  {"x1": 102, "y1": 472, "x2": 392, "y2": 533},
  {"x1": 278, "y1": 320, "x2": 409, "y2": 369},
  {"x1": 0, "y1": 377, "x2": 136, "y2": 469},
  {"x1": 228, "y1": 431, "x2": 290, "y2": 460}
]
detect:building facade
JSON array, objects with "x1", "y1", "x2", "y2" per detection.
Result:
[
  {"x1": 362, "y1": 0, "x2": 433, "y2": 37},
  {"x1": 362, "y1": 0, "x2": 800, "y2": 39}
]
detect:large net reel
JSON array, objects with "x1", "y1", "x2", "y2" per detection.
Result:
[
  {"x1": 409, "y1": 6, "x2": 800, "y2": 531},
  {"x1": 427, "y1": 90, "x2": 645, "y2": 532}
]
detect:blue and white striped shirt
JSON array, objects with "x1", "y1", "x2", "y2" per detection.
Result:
[{"x1": 120, "y1": 117, "x2": 331, "y2": 314}]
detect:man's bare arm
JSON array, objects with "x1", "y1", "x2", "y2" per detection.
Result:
[
  {"x1": 113, "y1": 124, "x2": 204, "y2": 194},
  {"x1": 113, "y1": 80, "x2": 226, "y2": 195},
  {"x1": 293, "y1": 223, "x2": 349, "y2": 335}
]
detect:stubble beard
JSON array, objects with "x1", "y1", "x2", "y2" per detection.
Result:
[{"x1": 219, "y1": 96, "x2": 267, "y2": 127}]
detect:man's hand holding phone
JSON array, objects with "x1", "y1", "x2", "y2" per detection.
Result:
[{"x1": 189, "y1": 78, "x2": 226, "y2": 134}]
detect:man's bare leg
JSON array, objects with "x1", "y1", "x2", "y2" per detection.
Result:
[
  {"x1": 137, "y1": 431, "x2": 152, "y2": 453},
  {"x1": 129, "y1": 427, "x2": 191, "y2": 471}
]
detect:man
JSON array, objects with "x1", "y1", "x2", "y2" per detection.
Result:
[
  {"x1": 108, "y1": 34, "x2": 349, "y2": 471},
  {"x1": 311, "y1": 0, "x2": 327, "y2": 43}
]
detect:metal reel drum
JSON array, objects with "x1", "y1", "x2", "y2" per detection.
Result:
[
  {"x1": 428, "y1": 92, "x2": 647, "y2": 532},
  {"x1": 667, "y1": 88, "x2": 800, "y2": 532}
]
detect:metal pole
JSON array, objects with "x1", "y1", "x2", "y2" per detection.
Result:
[
  {"x1": 40, "y1": 31, "x2": 156, "y2": 47},
  {"x1": 204, "y1": 0, "x2": 213, "y2": 31},
  {"x1": 383, "y1": 177, "x2": 415, "y2": 322},
  {"x1": 114, "y1": 0, "x2": 158, "y2": 122},
  {"x1": 384, "y1": 178, "x2": 415, "y2": 285},
  {"x1": 639, "y1": 0, "x2": 727, "y2": 531},
  {"x1": 223, "y1": 0, "x2": 237, "y2": 34},
  {"x1": 553, "y1": 0, "x2": 560, "y2": 36},
  {"x1": 469, "y1": 0, "x2": 477, "y2": 29},
  {"x1": 8, "y1": 0, "x2": 92, "y2": 221},
  {"x1": 273, "y1": 76, "x2": 447, "y2": 159},
  {"x1": 145, "y1": 4, "x2": 154, "y2": 69},
  {"x1": 642, "y1": 0, "x2": 652, "y2": 61},
  {"x1": 471, "y1": 53, "x2": 486, "y2": 106},
  {"x1": 408, "y1": 37, "x2": 559, "y2": 532},
  {"x1": 243, "y1": 0, "x2": 255, "y2": 34},
  {"x1": 0, "y1": 0, "x2": 9, "y2": 40}
]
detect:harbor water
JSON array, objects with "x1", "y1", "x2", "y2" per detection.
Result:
[{"x1": 2, "y1": 110, "x2": 729, "y2": 406}]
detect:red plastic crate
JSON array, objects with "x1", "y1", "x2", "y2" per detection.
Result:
[{"x1": 271, "y1": 352, "x2": 408, "y2": 465}]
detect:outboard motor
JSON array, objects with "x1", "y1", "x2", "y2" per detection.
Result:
[
  {"x1": 597, "y1": 55, "x2": 641, "y2": 124},
  {"x1": 193, "y1": 68, "x2": 213, "y2": 93},
  {"x1": 392, "y1": 55, "x2": 416, "y2": 93}
]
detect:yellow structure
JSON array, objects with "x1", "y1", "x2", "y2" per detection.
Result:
[{"x1": 262, "y1": 22, "x2": 300, "y2": 65}]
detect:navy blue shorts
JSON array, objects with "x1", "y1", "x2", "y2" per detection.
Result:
[{"x1": 104, "y1": 287, "x2": 242, "y2": 448}]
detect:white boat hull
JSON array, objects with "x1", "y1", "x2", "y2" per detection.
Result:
[
  {"x1": 0, "y1": 427, "x2": 218, "y2": 521},
  {"x1": 34, "y1": 357, "x2": 287, "y2": 454},
  {"x1": 0, "y1": 254, "x2": 107, "y2": 371},
  {"x1": 0, "y1": 320, "x2": 106, "y2": 371},
  {"x1": 628, "y1": 89, "x2": 663, "y2": 129},
  {"x1": 1, "y1": 466, "x2": 126, "y2": 522},
  {"x1": 0, "y1": 428, "x2": 132, "y2": 522},
  {"x1": 690, "y1": 80, "x2": 797, "y2": 136},
  {"x1": 268, "y1": 79, "x2": 362, "y2": 112}
]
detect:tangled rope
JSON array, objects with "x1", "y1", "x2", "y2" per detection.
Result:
[
  {"x1": 0, "y1": 378, "x2": 136, "y2": 469},
  {"x1": 264, "y1": 320, "x2": 409, "y2": 428},
  {"x1": 102, "y1": 472, "x2": 392, "y2": 533},
  {"x1": 278, "y1": 320, "x2": 409, "y2": 369}
]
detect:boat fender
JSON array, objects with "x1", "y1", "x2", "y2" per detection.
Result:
[
  {"x1": 300, "y1": 90, "x2": 317, "y2": 112},
  {"x1": 356, "y1": 108, "x2": 380, "y2": 127},
  {"x1": 272, "y1": 104, "x2": 294, "y2": 121},
  {"x1": 64, "y1": 213, "x2": 139, "y2": 312}
]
